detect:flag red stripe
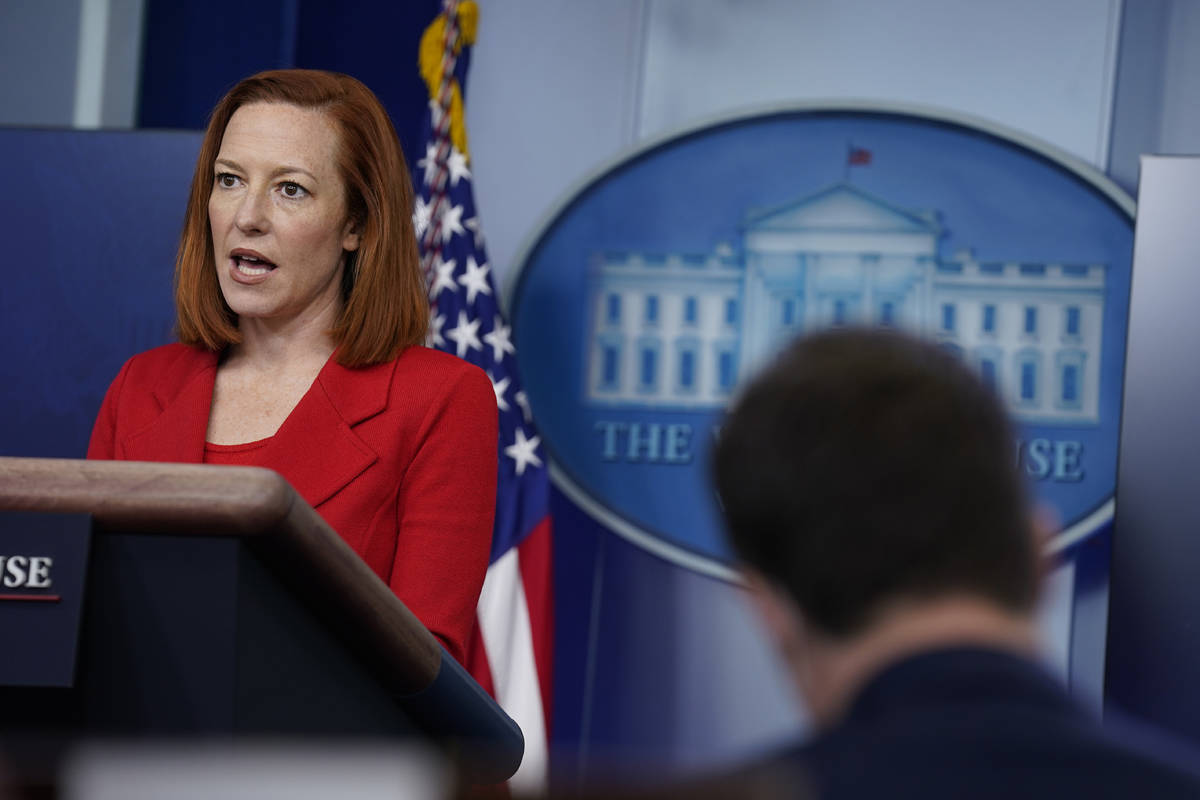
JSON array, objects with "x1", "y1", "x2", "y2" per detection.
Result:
[{"x1": 517, "y1": 516, "x2": 554, "y2": 732}]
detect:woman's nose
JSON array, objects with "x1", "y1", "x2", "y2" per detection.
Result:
[{"x1": 234, "y1": 188, "x2": 270, "y2": 233}]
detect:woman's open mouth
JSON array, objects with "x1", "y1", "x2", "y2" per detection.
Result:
[
  {"x1": 230, "y1": 250, "x2": 277, "y2": 280},
  {"x1": 234, "y1": 254, "x2": 276, "y2": 275}
]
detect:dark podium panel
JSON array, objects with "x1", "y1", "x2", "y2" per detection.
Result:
[{"x1": 0, "y1": 457, "x2": 521, "y2": 784}]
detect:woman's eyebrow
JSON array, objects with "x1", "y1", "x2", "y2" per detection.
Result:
[{"x1": 214, "y1": 158, "x2": 318, "y2": 184}]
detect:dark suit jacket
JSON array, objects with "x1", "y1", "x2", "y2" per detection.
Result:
[
  {"x1": 88, "y1": 342, "x2": 498, "y2": 665},
  {"x1": 780, "y1": 647, "x2": 1200, "y2": 799}
]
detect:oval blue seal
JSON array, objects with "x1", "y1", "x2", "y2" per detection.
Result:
[{"x1": 508, "y1": 103, "x2": 1134, "y2": 578}]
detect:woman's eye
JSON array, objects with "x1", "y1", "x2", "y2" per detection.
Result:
[
  {"x1": 280, "y1": 181, "x2": 307, "y2": 198},
  {"x1": 215, "y1": 173, "x2": 239, "y2": 188}
]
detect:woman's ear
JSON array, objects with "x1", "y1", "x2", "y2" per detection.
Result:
[{"x1": 342, "y1": 218, "x2": 362, "y2": 252}]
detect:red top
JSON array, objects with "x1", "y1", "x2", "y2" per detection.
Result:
[
  {"x1": 204, "y1": 437, "x2": 272, "y2": 464},
  {"x1": 88, "y1": 343, "x2": 498, "y2": 666}
]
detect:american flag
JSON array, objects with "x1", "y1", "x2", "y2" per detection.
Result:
[
  {"x1": 847, "y1": 146, "x2": 872, "y2": 165},
  {"x1": 414, "y1": 1, "x2": 553, "y2": 791}
]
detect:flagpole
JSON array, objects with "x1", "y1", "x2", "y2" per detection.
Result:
[{"x1": 420, "y1": 0, "x2": 462, "y2": 293}]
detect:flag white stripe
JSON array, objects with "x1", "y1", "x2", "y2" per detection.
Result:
[{"x1": 477, "y1": 548, "x2": 547, "y2": 792}]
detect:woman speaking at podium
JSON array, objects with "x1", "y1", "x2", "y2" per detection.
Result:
[{"x1": 86, "y1": 70, "x2": 498, "y2": 666}]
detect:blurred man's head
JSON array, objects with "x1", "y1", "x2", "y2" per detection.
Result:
[{"x1": 713, "y1": 328, "x2": 1042, "y2": 718}]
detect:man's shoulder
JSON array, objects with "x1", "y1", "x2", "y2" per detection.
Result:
[
  {"x1": 791, "y1": 722, "x2": 1200, "y2": 799},
  {"x1": 788, "y1": 648, "x2": 1200, "y2": 798}
]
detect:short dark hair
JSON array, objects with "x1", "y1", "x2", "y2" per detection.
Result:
[{"x1": 712, "y1": 328, "x2": 1037, "y2": 637}]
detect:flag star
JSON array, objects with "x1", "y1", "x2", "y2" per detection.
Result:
[
  {"x1": 465, "y1": 216, "x2": 486, "y2": 249},
  {"x1": 514, "y1": 390, "x2": 532, "y2": 422},
  {"x1": 413, "y1": 195, "x2": 432, "y2": 239},
  {"x1": 439, "y1": 203, "x2": 465, "y2": 243},
  {"x1": 447, "y1": 148, "x2": 471, "y2": 186},
  {"x1": 426, "y1": 313, "x2": 446, "y2": 348},
  {"x1": 457, "y1": 256, "x2": 492, "y2": 304},
  {"x1": 504, "y1": 428, "x2": 543, "y2": 476},
  {"x1": 430, "y1": 254, "x2": 457, "y2": 298},
  {"x1": 417, "y1": 142, "x2": 440, "y2": 185},
  {"x1": 490, "y1": 373, "x2": 511, "y2": 412},
  {"x1": 445, "y1": 310, "x2": 483, "y2": 359},
  {"x1": 483, "y1": 317, "x2": 516, "y2": 362}
]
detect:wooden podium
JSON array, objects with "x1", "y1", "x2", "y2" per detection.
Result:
[{"x1": 0, "y1": 457, "x2": 522, "y2": 784}]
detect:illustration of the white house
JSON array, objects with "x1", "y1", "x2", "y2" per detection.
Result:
[{"x1": 586, "y1": 183, "x2": 1106, "y2": 424}]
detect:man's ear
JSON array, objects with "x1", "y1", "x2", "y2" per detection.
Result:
[
  {"x1": 1031, "y1": 503, "x2": 1060, "y2": 573},
  {"x1": 743, "y1": 567, "x2": 823, "y2": 705},
  {"x1": 743, "y1": 568, "x2": 805, "y2": 665}
]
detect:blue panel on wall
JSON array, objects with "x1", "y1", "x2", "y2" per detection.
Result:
[
  {"x1": 547, "y1": 486, "x2": 600, "y2": 764},
  {"x1": 0, "y1": 128, "x2": 201, "y2": 458},
  {"x1": 548, "y1": 487, "x2": 802, "y2": 785},
  {"x1": 138, "y1": 1, "x2": 293, "y2": 128},
  {"x1": 294, "y1": 0, "x2": 441, "y2": 171},
  {"x1": 138, "y1": 0, "x2": 440, "y2": 173},
  {"x1": 1107, "y1": 156, "x2": 1200, "y2": 747}
]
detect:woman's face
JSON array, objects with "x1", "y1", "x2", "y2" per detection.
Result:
[{"x1": 208, "y1": 102, "x2": 360, "y2": 332}]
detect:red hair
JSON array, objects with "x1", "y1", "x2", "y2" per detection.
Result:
[{"x1": 175, "y1": 69, "x2": 428, "y2": 366}]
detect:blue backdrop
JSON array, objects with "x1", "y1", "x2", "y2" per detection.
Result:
[
  {"x1": 0, "y1": 128, "x2": 198, "y2": 459},
  {"x1": 138, "y1": 0, "x2": 440, "y2": 174}
]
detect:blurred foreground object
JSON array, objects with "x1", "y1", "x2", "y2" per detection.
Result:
[{"x1": 62, "y1": 743, "x2": 446, "y2": 800}]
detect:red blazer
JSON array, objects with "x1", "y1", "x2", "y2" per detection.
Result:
[{"x1": 88, "y1": 342, "x2": 498, "y2": 666}]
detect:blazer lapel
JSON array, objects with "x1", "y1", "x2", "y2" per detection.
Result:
[
  {"x1": 251, "y1": 355, "x2": 396, "y2": 509},
  {"x1": 122, "y1": 348, "x2": 217, "y2": 464}
]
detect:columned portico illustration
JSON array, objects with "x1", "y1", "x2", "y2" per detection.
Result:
[{"x1": 587, "y1": 183, "x2": 1106, "y2": 426}]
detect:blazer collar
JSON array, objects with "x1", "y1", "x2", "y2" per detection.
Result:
[
  {"x1": 260, "y1": 355, "x2": 396, "y2": 508},
  {"x1": 124, "y1": 347, "x2": 397, "y2": 509},
  {"x1": 123, "y1": 346, "x2": 218, "y2": 465}
]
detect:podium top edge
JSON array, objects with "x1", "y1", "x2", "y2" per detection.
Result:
[{"x1": 0, "y1": 457, "x2": 294, "y2": 535}]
